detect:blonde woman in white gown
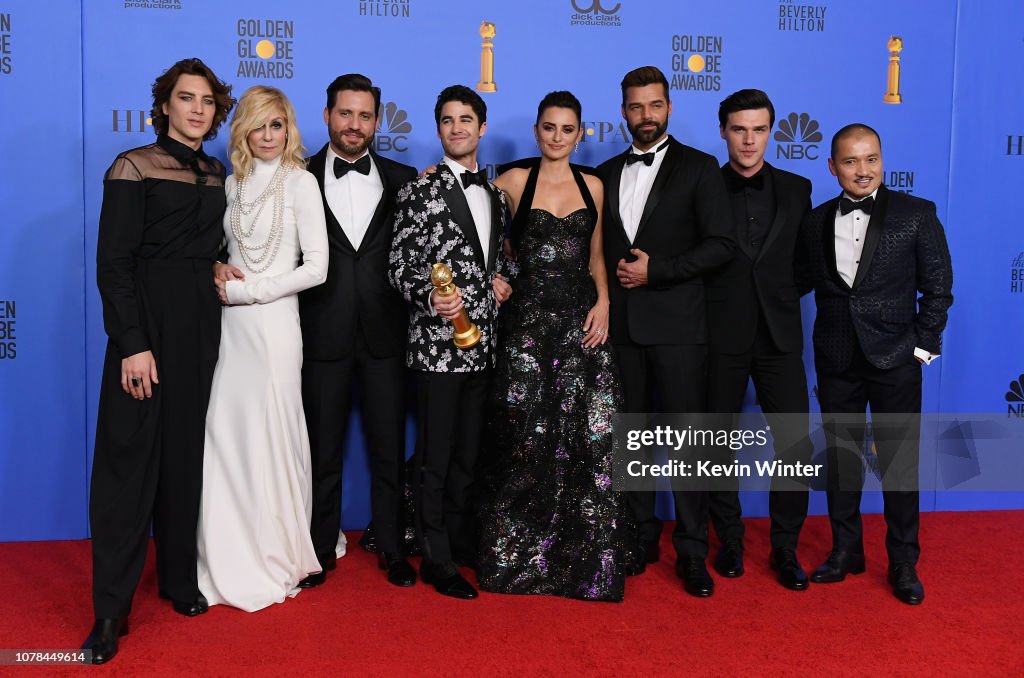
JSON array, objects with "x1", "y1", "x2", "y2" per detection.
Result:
[{"x1": 197, "y1": 85, "x2": 327, "y2": 611}]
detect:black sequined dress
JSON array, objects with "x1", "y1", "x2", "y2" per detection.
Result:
[{"x1": 477, "y1": 163, "x2": 632, "y2": 602}]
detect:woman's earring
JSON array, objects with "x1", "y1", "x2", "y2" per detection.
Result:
[{"x1": 574, "y1": 142, "x2": 580, "y2": 153}]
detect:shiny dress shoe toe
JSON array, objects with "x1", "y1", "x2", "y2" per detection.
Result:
[
  {"x1": 888, "y1": 563, "x2": 925, "y2": 605},
  {"x1": 675, "y1": 557, "x2": 715, "y2": 597},
  {"x1": 811, "y1": 550, "x2": 866, "y2": 583},
  {"x1": 421, "y1": 563, "x2": 478, "y2": 600},
  {"x1": 298, "y1": 571, "x2": 327, "y2": 588},
  {"x1": 171, "y1": 597, "x2": 206, "y2": 617},
  {"x1": 379, "y1": 553, "x2": 416, "y2": 587},
  {"x1": 713, "y1": 541, "x2": 744, "y2": 578},
  {"x1": 770, "y1": 549, "x2": 809, "y2": 591},
  {"x1": 82, "y1": 618, "x2": 128, "y2": 665}
]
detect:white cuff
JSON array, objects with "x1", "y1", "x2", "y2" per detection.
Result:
[
  {"x1": 913, "y1": 347, "x2": 939, "y2": 366},
  {"x1": 225, "y1": 279, "x2": 252, "y2": 305}
]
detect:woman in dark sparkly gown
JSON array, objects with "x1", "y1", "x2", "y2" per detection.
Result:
[{"x1": 476, "y1": 91, "x2": 633, "y2": 602}]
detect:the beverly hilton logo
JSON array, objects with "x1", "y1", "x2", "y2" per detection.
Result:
[
  {"x1": 1006, "y1": 374, "x2": 1024, "y2": 417},
  {"x1": 1, "y1": 12, "x2": 12, "y2": 75},
  {"x1": 1011, "y1": 252, "x2": 1024, "y2": 294},
  {"x1": 778, "y1": 1, "x2": 827, "y2": 31},
  {"x1": 570, "y1": 0, "x2": 622, "y2": 27},
  {"x1": 774, "y1": 112, "x2": 822, "y2": 160},
  {"x1": 670, "y1": 33, "x2": 722, "y2": 92},
  {"x1": 112, "y1": 109, "x2": 152, "y2": 133},
  {"x1": 236, "y1": 18, "x2": 294, "y2": 79},
  {"x1": 359, "y1": 0, "x2": 410, "y2": 17},
  {"x1": 372, "y1": 102, "x2": 411, "y2": 153},
  {"x1": 1007, "y1": 135, "x2": 1023, "y2": 156}
]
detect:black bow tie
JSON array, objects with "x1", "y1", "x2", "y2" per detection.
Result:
[
  {"x1": 334, "y1": 155, "x2": 371, "y2": 178},
  {"x1": 839, "y1": 195, "x2": 874, "y2": 215},
  {"x1": 461, "y1": 169, "x2": 489, "y2": 188},
  {"x1": 726, "y1": 172, "x2": 764, "y2": 192},
  {"x1": 626, "y1": 151, "x2": 655, "y2": 166}
]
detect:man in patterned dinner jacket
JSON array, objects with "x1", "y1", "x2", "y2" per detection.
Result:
[
  {"x1": 388, "y1": 84, "x2": 511, "y2": 600},
  {"x1": 799, "y1": 123, "x2": 952, "y2": 605}
]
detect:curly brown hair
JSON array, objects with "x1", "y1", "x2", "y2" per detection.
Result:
[{"x1": 150, "y1": 58, "x2": 235, "y2": 141}]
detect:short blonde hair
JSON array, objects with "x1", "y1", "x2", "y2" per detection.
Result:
[{"x1": 229, "y1": 85, "x2": 306, "y2": 177}]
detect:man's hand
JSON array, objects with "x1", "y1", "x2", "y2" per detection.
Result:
[
  {"x1": 617, "y1": 248, "x2": 649, "y2": 288},
  {"x1": 213, "y1": 263, "x2": 245, "y2": 306},
  {"x1": 419, "y1": 164, "x2": 439, "y2": 178},
  {"x1": 492, "y1": 274, "x2": 512, "y2": 308},
  {"x1": 121, "y1": 350, "x2": 159, "y2": 400},
  {"x1": 431, "y1": 287, "x2": 464, "y2": 320}
]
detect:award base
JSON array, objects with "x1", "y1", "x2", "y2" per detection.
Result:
[
  {"x1": 477, "y1": 82, "x2": 496, "y2": 93},
  {"x1": 453, "y1": 323, "x2": 482, "y2": 349},
  {"x1": 883, "y1": 93, "x2": 902, "y2": 104}
]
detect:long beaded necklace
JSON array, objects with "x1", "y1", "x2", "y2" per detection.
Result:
[{"x1": 230, "y1": 161, "x2": 292, "y2": 273}]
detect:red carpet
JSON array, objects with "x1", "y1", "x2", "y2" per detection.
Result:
[{"x1": 1, "y1": 512, "x2": 1021, "y2": 676}]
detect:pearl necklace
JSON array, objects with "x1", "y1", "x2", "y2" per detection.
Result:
[{"x1": 230, "y1": 162, "x2": 292, "y2": 274}]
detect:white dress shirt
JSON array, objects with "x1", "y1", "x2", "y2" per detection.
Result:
[
  {"x1": 618, "y1": 135, "x2": 670, "y2": 244},
  {"x1": 833, "y1": 188, "x2": 937, "y2": 365},
  {"x1": 324, "y1": 146, "x2": 382, "y2": 251},
  {"x1": 443, "y1": 156, "x2": 492, "y2": 269}
]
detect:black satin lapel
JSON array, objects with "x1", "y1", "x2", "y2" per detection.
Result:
[
  {"x1": 359, "y1": 156, "x2": 391, "y2": 249},
  {"x1": 852, "y1": 186, "x2": 888, "y2": 289},
  {"x1": 487, "y1": 184, "x2": 503, "y2": 273},
  {"x1": 311, "y1": 148, "x2": 355, "y2": 252},
  {"x1": 634, "y1": 145, "x2": 678, "y2": 242},
  {"x1": 605, "y1": 153, "x2": 629, "y2": 245},
  {"x1": 823, "y1": 197, "x2": 847, "y2": 290},
  {"x1": 438, "y1": 167, "x2": 486, "y2": 267}
]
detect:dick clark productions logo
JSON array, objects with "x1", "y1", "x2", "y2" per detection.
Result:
[{"x1": 570, "y1": 0, "x2": 622, "y2": 27}]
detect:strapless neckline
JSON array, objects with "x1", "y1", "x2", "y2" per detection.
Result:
[{"x1": 530, "y1": 207, "x2": 589, "y2": 220}]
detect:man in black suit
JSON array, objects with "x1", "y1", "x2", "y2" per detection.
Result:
[
  {"x1": 389, "y1": 85, "x2": 512, "y2": 600},
  {"x1": 801, "y1": 123, "x2": 952, "y2": 604},
  {"x1": 597, "y1": 66, "x2": 734, "y2": 597},
  {"x1": 704, "y1": 89, "x2": 813, "y2": 590},
  {"x1": 298, "y1": 74, "x2": 418, "y2": 589}
]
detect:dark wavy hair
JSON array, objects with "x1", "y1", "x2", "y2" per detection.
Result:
[
  {"x1": 434, "y1": 85, "x2": 487, "y2": 128},
  {"x1": 536, "y1": 90, "x2": 582, "y2": 125},
  {"x1": 620, "y1": 65, "x2": 670, "y2": 105},
  {"x1": 150, "y1": 58, "x2": 235, "y2": 141},
  {"x1": 326, "y1": 73, "x2": 381, "y2": 113},
  {"x1": 718, "y1": 88, "x2": 775, "y2": 129}
]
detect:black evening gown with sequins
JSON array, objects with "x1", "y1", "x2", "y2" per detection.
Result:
[{"x1": 476, "y1": 163, "x2": 633, "y2": 602}]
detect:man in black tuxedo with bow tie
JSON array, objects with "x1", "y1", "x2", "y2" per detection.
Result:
[
  {"x1": 800, "y1": 124, "x2": 952, "y2": 604},
  {"x1": 389, "y1": 85, "x2": 512, "y2": 600},
  {"x1": 704, "y1": 89, "x2": 814, "y2": 590},
  {"x1": 299, "y1": 73, "x2": 418, "y2": 589},
  {"x1": 597, "y1": 66, "x2": 734, "y2": 597}
]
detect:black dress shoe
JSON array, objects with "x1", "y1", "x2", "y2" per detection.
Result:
[
  {"x1": 811, "y1": 550, "x2": 866, "y2": 583},
  {"x1": 769, "y1": 549, "x2": 809, "y2": 591},
  {"x1": 888, "y1": 563, "x2": 925, "y2": 605},
  {"x1": 379, "y1": 552, "x2": 416, "y2": 587},
  {"x1": 421, "y1": 561, "x2": 478, "y2": 600},
  {"x1": 298, "y1": 570, "x2": 327, "y2": 588},
  {"x1": 82, "y1": 618, "x2": 128, "y2": 665},
  {"x1": 713, "y1": 541, "x2": 744, "y2": 578},
  {"x1": 675, "y1": 557, "x2": 714, "y2": 597},
  {"x1": 171, "y1": 595, "x2": 209, "y2": 617}
]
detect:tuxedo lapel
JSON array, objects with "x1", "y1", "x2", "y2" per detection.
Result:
[
  {"x1": 309, "y1": 145, "x2": 355, "y2": 253},
  {"x1": 359, "y1": 152, "x2": 392, "y2": 249},
  {"x1": 438, "y1": 165, "x2": 486, "y2": 267},
  {"x1": 635, "y1": 140, "x2": 679, "y2": 242},
  {"x1": 852, "y1": 185, "x2": 888, "y2": 289},
  {"x1": 605, "y1": 152, "x2": 630, "y2": 246},
  {"x1": 757, "y1": 167, "x2": 787, "y2": 263},
  {"x1": 822, "y1": 195, "x2": 848, "y2": 290}
]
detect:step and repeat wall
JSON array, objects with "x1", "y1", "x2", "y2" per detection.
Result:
[{"x1": 2, "y1": 0, "x2": 1022, "y2": 540}]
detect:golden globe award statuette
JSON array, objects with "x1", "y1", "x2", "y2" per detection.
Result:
[
  {"x1": 477, "y1": 21, "x2": 497, "y2": 93},
  {"x1": 884, "y1": 36, "x2": 903, "y2": 104},
  {"x1": 430, "y1": 263, "x2": 481, "y2": 349}
]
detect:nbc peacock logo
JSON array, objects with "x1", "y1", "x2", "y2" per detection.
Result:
[
  {"x1": 774, "y1": 112, "x2": 822, "y2": 161},
  {"x1": 372, "y1": 102, "x2": 412, "y2": 153},
  {"x1": 1006, "y1": 374, "x2": 1024, "y2": 417}
]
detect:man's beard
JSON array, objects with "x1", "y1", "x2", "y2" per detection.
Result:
[
  {"x1": 331, "y1": 129, "x2": 372, "y2": 157},
  {"x1": 629, "y1": 119, "x2": 666, "y2": 146}
]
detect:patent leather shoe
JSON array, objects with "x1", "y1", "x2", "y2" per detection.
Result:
[
  {"x1": 379, "y1": 552, "x2": 416, "y2": 587},
  {"x1": 713, "y1": 541, "x2": 744, "y2": 578},
  {"x1": 888, "y1": 563, "x2": 925, "y2": 605},
  {"x1": 82, "y1": 618, "x2": 128, "y2": 665},
  {"x1": 769, "y1": 549, "x2": 809, "y2": 591},
  {"x1": 675, "y1": 557, "x2": 714, "y2": 597},
  {"x1": 811, "y1": 550, "x2": 866, "y2": 583},
  {"x1": 298, "y1": 570, "x2": 327, "y2": 588},
  {"x1": 421, "y1": 561, "x2": 478, "y2": 600}
]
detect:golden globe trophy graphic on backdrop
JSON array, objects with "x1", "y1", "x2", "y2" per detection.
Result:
[
  {"x1": 884, "y1": 36, "x2": 904, "y2": 104},
  {"x1": 430, "y1": 263, "x2": 481, "y2": 349},
  {"x1": 477, "y1": 21, "x2": 497, "y2": 93}
]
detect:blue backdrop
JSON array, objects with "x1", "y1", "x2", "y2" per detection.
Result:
[{"x1": 1, "y1": 0, "x2": 1021, "y2": 541}]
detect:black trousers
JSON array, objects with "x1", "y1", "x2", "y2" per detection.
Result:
[
  {"x1": 816, "y1": 341, "x2": 922, "y2": 566},
  {"x1": 90, "y1": 262, "x2": 219, "y2": 619},
  {"x1": 413, "y1": 369, "x2": 490, "y2": 566},
  {"x1": 303, "y1": 332, "x2": 408, "y2": 563},
  {"x1": 707, "y1": 325, "x2": 811, "y2": 551},
  {"x1": 615, "y1": 342, "x2": 709, "y2": 559}
]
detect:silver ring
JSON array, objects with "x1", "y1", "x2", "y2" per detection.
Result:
[{"x1": 131, "y1": 377, "x2": 142, "y2": 388}]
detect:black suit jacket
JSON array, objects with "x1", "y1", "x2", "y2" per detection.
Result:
[
  {"x1": 597, "y1": 136, "x2": 735, "y2": 345},
  {"x1": 300, "y1": 144, "x2": 417, "y2": 361},
  {"x1": 706, "y1": 163, "x2": 812, "y2": 354},
  {"x1": 800, "y1": 185, "x2": 953, "y2": 374}
]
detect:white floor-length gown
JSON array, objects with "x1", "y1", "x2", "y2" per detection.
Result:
[{"x1": 197, "y1": 155, "x2": 328, "y2": 612}]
